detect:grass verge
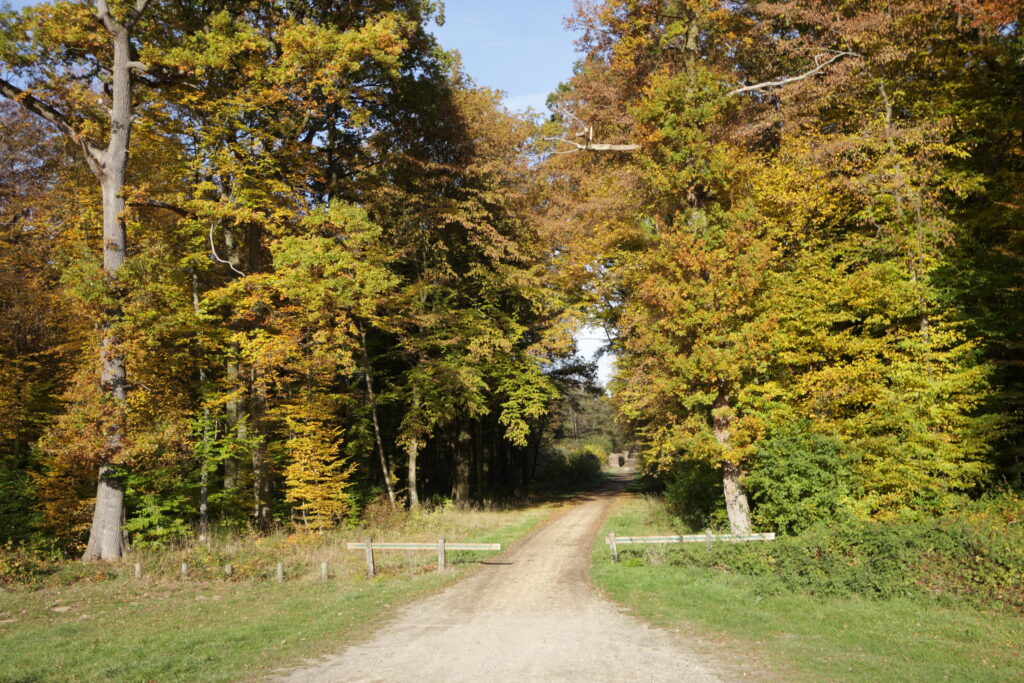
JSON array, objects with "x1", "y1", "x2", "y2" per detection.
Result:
[
  {"x1": 592, "y1": 495, "x2": 1024, "y2": 682},
  {"x1": 0, "y1": 503, "x2": 555, "y2": 682}
]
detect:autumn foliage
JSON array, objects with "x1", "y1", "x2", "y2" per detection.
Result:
[{"x1": 1, "y1": 0, "x2": 1023, "y2": 556}]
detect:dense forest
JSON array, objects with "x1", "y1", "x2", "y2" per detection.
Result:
[{"x1": 1, "y1": 0, "x2": 1021, "y2": 561}]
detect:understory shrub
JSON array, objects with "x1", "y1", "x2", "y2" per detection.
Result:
[
  {"x1": 663, "y1": 460, "x2": 725, "y2": 531},
  {"x1": 631, "y1": 493, "x2": 1024, "y2": 611},
  {"x1": 537, "y1": 446, "x2": 603, "y2": 485},
  {"x1": 745, "y1": 421, "x2": 855, "y2": 534}
]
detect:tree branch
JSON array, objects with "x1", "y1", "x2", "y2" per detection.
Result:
[
  {"x1": 0, "y1": 77, "x2": 75, "y2": 139},
  {"x1": 542, "y1": 136, "x2": 640, "y2": 153},
  {"x1": 94, "y1": 0, "x2": 122, "y2": 34},
  {"x1": 209, "y1": 225, "x2": 245, "y2": 277},
  {"x1": 0, "y1": 79, "x2": 107, "y2": 175},
  {"x1": 129, "y1": 200, "x2": 193, "y2": 217},
  {"x1": 727, "y1": 51, "x2": 861, "y2": 97}
]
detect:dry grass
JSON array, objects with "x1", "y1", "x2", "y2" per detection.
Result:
[{"x1": 114, "y1": 500, "x2": 557, "y2": 584}]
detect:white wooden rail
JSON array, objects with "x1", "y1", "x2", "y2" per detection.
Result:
[
  {"x1": 346, "y1": 538, "x2": 501, "y2": 577},
  {"x1": 605, "y1": 531, "x2": 775, "y2": 561}
]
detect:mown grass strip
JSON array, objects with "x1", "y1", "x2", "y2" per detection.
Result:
[{"x1": 591, "y1": 495, "x2": 1024, "y2": 682}]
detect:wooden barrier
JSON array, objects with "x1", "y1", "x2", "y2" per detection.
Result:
[
  {"x1": 346, "y1": 539, "x2": 501, "y2": 577},
  {"x1": 605, "y1": 531, "x2": 775, "y2": 561}
]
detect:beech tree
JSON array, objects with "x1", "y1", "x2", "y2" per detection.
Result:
[{"x1": 0, "y1": 0, "x2": 163, "y2": 559}]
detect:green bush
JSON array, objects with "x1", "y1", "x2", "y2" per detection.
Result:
[
  {"x1": 660, "y1": 494, "x2": 1024, "y2": 610},
  {"x1": 746, "y1": 421, "x2": 855, "y2": 534},
  {"x1": 663, "y1": 460, "x2": 725, "y2": 531},
  {"x1": 537, "y1": 446, "x2": 603, "y2": 485},
  {"x1": 0, "y1": 466, "x2": 40, "y2": 544}
]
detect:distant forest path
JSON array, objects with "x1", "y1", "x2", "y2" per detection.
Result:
[{"x1": 277, "y1": 469, "x2": 752, "y2": 682}]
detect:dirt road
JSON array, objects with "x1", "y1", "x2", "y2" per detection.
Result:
[{"x1": 278, "y1": 471, "x2": 739, "y2": 682}]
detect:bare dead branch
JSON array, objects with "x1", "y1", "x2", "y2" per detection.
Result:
[
  {"x1": 727, "y1": 51, "x2": 861, "y2": 97},
  {"x1": 208, "y1": 225, "x2": 245, "y2": 277}
]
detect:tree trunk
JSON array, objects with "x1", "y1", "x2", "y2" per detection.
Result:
[
  {"x1": 407, "y1": 439, "x2": 420, "y2": 510},
  {"x1": 191, "y1": 269, "x2": 211, "y2": 541},
  {"x1": 721, "y1": 461, "x2": 751, "y2": 535},
  {"x1": 473, "y1": 419, "x2": 486, "y2": 500},
  {"x1": 82, "y1": 465, "x2": 127, "y2": 561},
  {"x1": 223, "y1": 352, "x2": 242, "y2": 490},
  {"x1": 222, "y1": 222, "x2": 246, "y2": 491},
  {"x1": 249, "y1": 366, "x2": 271, "y2": 528},
  {"x1": 360, "y1": 326, "x2": 396, "y2": 509},
  {"x1": 82, "y1": 23, "x2": 136, "y2": 561},
  {"x1": 252, "y1": 440, "x2": 270, "y2": 527},
  {"x1": 712, "y1": 392, "x2": 752, "y2": 535},
  {"x1": 454, "y1": 427, "x2": 471, "y2": 508}
]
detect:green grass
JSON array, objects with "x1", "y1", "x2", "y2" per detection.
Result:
[
  {"x1": 592, "y1": 495, "x2": 1024, "y2": 681},
  {"x1": 0, "y1": 503, "x2": 555, "y2": 682}
]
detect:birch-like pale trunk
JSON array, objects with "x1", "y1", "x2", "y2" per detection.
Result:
[{"x1": 406, "y1": 439, "x2": 420, "y2": 510}]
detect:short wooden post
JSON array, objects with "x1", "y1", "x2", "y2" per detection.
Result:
[
  {"x1": 437, "y1": 538, "x2": 446, "y2": 572},
  {"x1": 180, "y1": 562, "x2": 188, "y2": 578},
  {"x1": 134, "y1": 562, "x2": 141, "y2": 579},
  {"x1": 321, "y1": 561, "x2": 329, "y2": 580},
  {"x1": 276, "y1": 562, "x2": 284, "y2": 583},
  {"x1": 705, "y1": 529, "x2": 712, "y2": 549},
  {"x1": 364, "y1": 537, "x2": 375, "y2": 578},
  {"x1": 224, "y1": 563, "x2": 233, "y2": 578},
  {"x1": 608, "y1": 531, "x2": 618, "y2": 562}
]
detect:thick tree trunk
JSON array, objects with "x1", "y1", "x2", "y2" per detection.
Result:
[
  {"x1": 721, "y1": 461, "x2": 752, "y2": 535},
  {"x1": 712, "y1": 392, "x2": 752, "y2": 535},
  {"x1": 82, "y1": 466, "x2": 127, "y2": 560},
  {"x1": 82, "y1": 22, "x2": 136, "y2": 561}
]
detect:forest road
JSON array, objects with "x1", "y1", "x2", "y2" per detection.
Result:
[{"x1": 276, "y1": 469, "x2": 749, "y2": 682}]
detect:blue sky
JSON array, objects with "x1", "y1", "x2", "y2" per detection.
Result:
[
  {"x1": 430, "y1": 0, "x2": 579, "y2": 113},
  {"x1": 430, "y1": 3, "x2": 616, "y2": 383}
]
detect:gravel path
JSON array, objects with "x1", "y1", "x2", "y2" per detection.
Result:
[{"x1": 278, "y1": 470, "x2": 741, "y2": 682}]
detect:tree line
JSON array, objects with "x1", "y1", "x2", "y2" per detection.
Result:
[
  {"x1": 2, "y1": 0, "x2": 1022, "y2": 560},
  {"x1": 0, "y1": 0, "x2": 596, "y2": 559},
  {"x1": 542, "y1": 0, "x2": 1023, "y2": 533}
]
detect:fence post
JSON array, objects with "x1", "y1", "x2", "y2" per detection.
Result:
[
  {"x1": 321, "y1": 561, "x2": 329, "y2": 580},
  {"x1": 608, "y1": 531, "x2": 618, "y2": 562},
  {"x1": 705, "y1": 529, "x2": 712, "y2": 549},
  {"x1": 364, "y1": 537, "x2": 375, "y2": 578},
  {"x1": 438, "y1": 538, "x2": 446, "y2": 572},
  {"x1": 276, "y1": 562, "x2": 284, "y2": 583},
  {"x1": 134, "y1": 562, "x2": 141, "y2": 579},
  {"x1": 224, "y1": 563, "x2": 233, "y2": 578},
  {"x1": 180, "y1": 562, "x2": 188, "y2": 578}
]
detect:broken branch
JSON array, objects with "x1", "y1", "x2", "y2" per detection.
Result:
[{"x1": 727, "y1": 51, "x2": 861, "y2": 97}]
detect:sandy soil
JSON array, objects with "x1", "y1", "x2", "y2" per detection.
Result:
[{"x1": 277, "y1": 470, "x2": 752, "y2": 682}]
